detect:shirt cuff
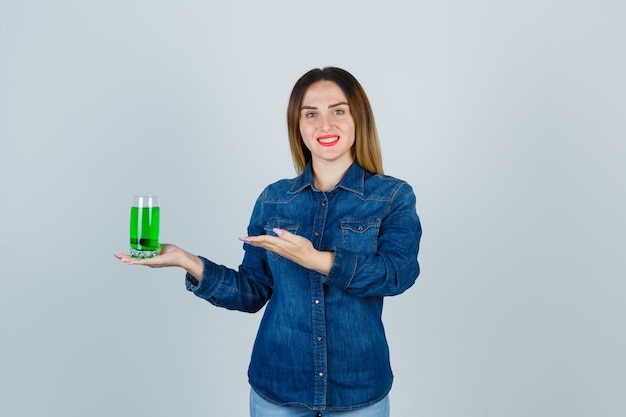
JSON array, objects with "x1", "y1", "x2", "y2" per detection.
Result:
[
  {"x1": 185, "y1": 256, "x2": 221, "y2": 297},
  {"x1": 324, "y1": 247, "x2": 357, "y2": 289}
]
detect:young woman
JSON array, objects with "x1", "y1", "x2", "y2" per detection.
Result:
[{"x1": 117, "y1": 67, "x2": 422, "y2": 417}]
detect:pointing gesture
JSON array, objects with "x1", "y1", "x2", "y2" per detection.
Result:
[{"x1": 242, "y1": 228, "x2": 334, "y2": 275}]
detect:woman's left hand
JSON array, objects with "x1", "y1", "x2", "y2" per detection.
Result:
[{"x1": 242, "y1": 228, "x2": 334, "y2": 275}]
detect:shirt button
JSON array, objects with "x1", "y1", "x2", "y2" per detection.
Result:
[
  {"x1": 314, "y1": 232, "x2": 320, "y2": 237},
  {"x1": 314, "y1": 299, "x2": 320, "y2": 304},
  {"x1": 321, "y1": 201, "x2": 326, "y2": 207},
  {"x1": 318, "y1": 372, "x2": 324, "y2": 377},
  {"x1": 317, "y1": 336, "x2": 322, "y2": 341}
]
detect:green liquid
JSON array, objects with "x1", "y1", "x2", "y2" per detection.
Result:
[{"x1": 130, "y1": 206, "x2": 160, "y2": 255}]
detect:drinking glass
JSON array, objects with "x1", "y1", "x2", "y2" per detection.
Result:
[{"x1": 130, "y1": 195, "x2": 160, "y2": 258}]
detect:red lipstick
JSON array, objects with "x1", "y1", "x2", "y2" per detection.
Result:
[{"x1": 317, "y1": 135, "x2": 340, "y2": 147}]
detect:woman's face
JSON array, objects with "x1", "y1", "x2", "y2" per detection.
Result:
[{"x1": 299, "y1": 80, "x2": 356, "y2": 168}]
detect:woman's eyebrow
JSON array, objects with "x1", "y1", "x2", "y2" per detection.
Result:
[{"x1": 300, "y1": 102, "x2": 349, "y2": 111}]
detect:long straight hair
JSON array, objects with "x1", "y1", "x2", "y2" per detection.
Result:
[{"x1": 287, "y1": 67, "x2": 384, "y2": 175}]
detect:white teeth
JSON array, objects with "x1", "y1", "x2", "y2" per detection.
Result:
[{"x1": 318, "y1": 136, "x2": 339, "y2": 144}]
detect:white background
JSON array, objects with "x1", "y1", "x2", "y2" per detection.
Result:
[{"x1": 1, "y1": 1, "x2": 625, "y2": 416}]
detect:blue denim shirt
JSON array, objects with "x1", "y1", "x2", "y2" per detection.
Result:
[{"x1": 185, "y1": 162, "x2": 421, "y2": 411}]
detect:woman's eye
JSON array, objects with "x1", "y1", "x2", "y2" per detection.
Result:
[
  {"x1": 333, "y1": 109, "x2": 345, "y2": 115},
  {"x1": 305, "y1": 112, "x2": 316, "y2": 118}
]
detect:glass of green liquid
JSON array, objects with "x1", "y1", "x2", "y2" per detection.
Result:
[{"x1": 130, "y1": 195, "x2": 160, "y2": 258}]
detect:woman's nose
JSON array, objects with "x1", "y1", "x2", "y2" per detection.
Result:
[{"x1": 317, "y1": 114, "x2": 331, "y2": 130}]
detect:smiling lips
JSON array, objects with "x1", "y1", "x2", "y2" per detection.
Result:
[{"x1": 317, "y1": 135, "x2": 340, "y2": 147}]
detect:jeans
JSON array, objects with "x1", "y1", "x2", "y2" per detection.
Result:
[{"x1": 250, "y1": 388, "x2": 390, "y2": 417}]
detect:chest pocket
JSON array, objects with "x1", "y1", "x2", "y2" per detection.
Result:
[
  {"x1": 340, "y1": 218, "x2": 381, "y2": 254},
  {"x1": 263, "y1": 219, "x2": 300, "y2": 260}
]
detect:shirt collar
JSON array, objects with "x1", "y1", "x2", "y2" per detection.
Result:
[{"x1": 289, "y1": 161, "x2": 365, "y2": 195}]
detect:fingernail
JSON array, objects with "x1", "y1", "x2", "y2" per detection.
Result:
[
  {"x1": 273, "y1": 228, "x2": 283, "y2": 236},
  {"x1": 239, "y1": 237, "x2": 252, "y2": 244}
]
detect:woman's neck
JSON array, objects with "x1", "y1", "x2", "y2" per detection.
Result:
[{"x1": 312, "y1": 158, "x2": 354, "y2": 192}]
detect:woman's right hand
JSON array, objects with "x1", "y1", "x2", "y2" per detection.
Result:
[{"x1": 115, "y1": 244, "x2": 204, "y2": 281}]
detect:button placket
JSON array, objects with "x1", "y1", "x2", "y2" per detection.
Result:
[{"x1": 311, "y1": 191, "x2": 329, "y2": 407}]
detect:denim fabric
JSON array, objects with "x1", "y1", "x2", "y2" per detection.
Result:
[
  {"x1": 186, "y1": 162, "x2": 421, "y2": 411},
  {"x1": 250, "y1": 387, "x2": 390, "y2": 417}
]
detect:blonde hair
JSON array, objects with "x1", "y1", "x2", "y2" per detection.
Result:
[{"x1": 287, "y1": 67, "x2": 384, "y2": 175}]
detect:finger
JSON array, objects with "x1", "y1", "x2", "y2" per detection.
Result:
[
  {"x1": 115, "y1": 253, "x2": 160, "y2": 266},
  {"x1": 274, "y1": 230, "x2": 306, "y2": 252},
  {"x1": 272, "y1": 228, "x2": 299, "y2": 244},
  {"x1": 273, "y1": 228, "x2": 288, "y2": 238},
  {"x1": 115, "y1": 253, "x2": 132, "y2": 263},
  {"x1": 244, "y1": 235, "x2": 274, "y2": 248}
]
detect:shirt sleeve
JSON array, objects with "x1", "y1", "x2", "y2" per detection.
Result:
[
  {"x1": 184, "y1": 252, "x2": 272, "y2": 313},
  {"x1": 324, "y1": 182, "x2": 422, "y2": 297}
]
